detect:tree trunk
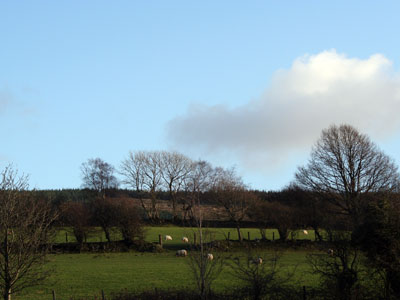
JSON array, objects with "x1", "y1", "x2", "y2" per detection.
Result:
[
  {"x1": 3, "y1": 234, "x2": 11, "y2": 300},
  {"x1": 259, "y1": 228, "x2": 266, "y2": 240},
  {"x1": 103, "y1": 226, "x2": 111, "y2": 243},
  {"x1": 150, "y1": 191, "x2": 160, "y2": 224},
  {"x1": 277, "y1": 228, "x2": 288, "y2": 241},
  {"x1": 3, "y1": 288, "x2": 11, "y2": 300},
  {"x1": 138, "y1": 196, "x2": 152, "y2": 221},
  {"x1": 313, "y1": 227, "x2": 323, "y2": 242},
  {"x1": 236, "y1": 226, "x2": 242, "y2": 242},
  {"x1": 172, "y1": 199, "x2": 178, "y2": 223}
]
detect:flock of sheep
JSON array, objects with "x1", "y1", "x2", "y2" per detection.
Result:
[
  {"x1": 164, "y1": 235, "x2": 214, "y2": 260},
  {"x1": 165, "y1": 235, "x2": 264, "y2": 264},
  {"x1": 165, "y1": 230, "x2": 312, "y2": 263}
]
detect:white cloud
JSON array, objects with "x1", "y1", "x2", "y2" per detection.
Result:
[{"x1": 166, "y1": 50, "x2": 400, "y2": 171}]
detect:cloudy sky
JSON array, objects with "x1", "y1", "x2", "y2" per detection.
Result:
[{"x1": 1, "y1": 1, "x2": 400, "y2": 190}]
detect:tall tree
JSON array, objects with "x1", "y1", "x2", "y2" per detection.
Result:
[
  {"x1": 81, "y1": 158, "x2": 118, "y2": 194},
  {"x1": 210, "y1": 167, "x2": 253, "y2": 241},
  {"x1": 181, "y1": 160, "x2": 214, "y2": 224},
  {"x1": 120, "y1": 151, "x2": 162, "y2": 223},
  {"x1": 295, "y1": 124, "x2": 399, "y2": 227},
  {"x1": 159, "y1": 151, "x2": 192, "y2": 222},
  {"x1": 0, "y1": 165, "x2": 58, "y2": 300}
]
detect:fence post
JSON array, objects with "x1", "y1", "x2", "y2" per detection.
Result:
[
  {"x1": 52, "y1": 290, "x2": 56, "y2": 300},
  {"x1": 102, "y1": 289, "x2": 105, "y2": 300},
  {"x1": 65, "y1": 232, "x2": 68, "y2": 243},
  {"x1": 227, "y1": 232, "x2": 230, "y2": 241},
  {"x1": 248, "y1": 231, "x2": 250, "y2": 241},
  {"x1": 158, "y1": 234, "x2": 163, "y2": 248},
  {"x1": 303, "y1": 285, "x2": 306, "y2": 300},
  {"x1": 272, "y1": 231, "x2": 275, "y2": 241}
]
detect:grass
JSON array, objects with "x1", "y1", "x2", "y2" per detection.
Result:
[
  {"x1": 15, "y1": 227, "x2": 319, "y2": 300},
  {"x1": 17, "y1": 250, "x2": 318, "y2": 300},
  {"x1": 55, "y1": 226, "x2": 316, "y2": 246}
]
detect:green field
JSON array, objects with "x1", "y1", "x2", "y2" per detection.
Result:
[
  {"x1": 56, "y1": 226, "x2": 315, "y2": 245},
  {"x1": 16, "y1": 227, "x2": 319, "y2": 300}
]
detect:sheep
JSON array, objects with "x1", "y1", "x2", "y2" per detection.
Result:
[
  {"x1": 165, "y1": 235, "x2": 172, "y2": 241},
  {"x1": 182, "y1": 237, "x2": 189, "y2": 243},
  {"x1": 251, "y1": 257, "x2": 263, "y2": 265},
  {"x1": 207, "y1": 253, "x2": 214, "y2": 261},
  {"x1": 327, "y1": 249, "x2": 334, "y2": 256},
  {"x1": 176, "y1": 249, "x2": 188, "y2": 257},
  {"x1": 303, "y1": 230, "x2": 308, "y2": 235}
]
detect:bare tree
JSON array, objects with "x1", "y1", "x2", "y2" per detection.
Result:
[
  {"x1": 120, "y1": 151, "x2": 149, "y2": 218},
  {"x1": 183, "y1": 160, "x2": 213, "y2": 223},
  {"x1": 229, "y1": 250, "x2": 295, "y2": 300},
  {"x1": 187, "y1": 163, "x2": 224, "y2": 300},
  {"x1": 295, "y1": 124, "x2": 400, "y2": 227},
  {"x1": 120, "y1": 151, "x2": 162, "y2": 223},
  {"x1": 81, "y1": 158, "x2": 118, "y2": 194},
  {"x1": 210, "y1": 167, "x2": 252, "y2": 241},
  {"x1": 0, "y1": 165, "x2": 58, "y2": 300},
  {"x1": 159, "y1": 151, "x2": 192, "y2": 223}
]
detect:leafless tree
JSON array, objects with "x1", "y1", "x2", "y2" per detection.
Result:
[
  {"x1": 159, "y1": 151, "x2": 192, "y2": 222},
  {"x1": 210, "y1": 167, "x2": 252, "y2": 241},
  {"x1": 229, "y1": 250, "x2": 295, "y2": 300},
  {"x1": 120, "y1": 151, "x2": 162, "y2": 223},
  {"x1": 187, "y1": 164, "x2": 224, "y2": 300},
  {"x1": 183, "y1": 160, "x2": 214, "y2": 223},
  {"x1": 295, "y1": 124, "x2": 400, "y2": 227},
  {"x1": 81, "y1": 158, "x2": 118, "y2": 194},
  {"x1": 0, "y1": 165, "x2": 58, "y2": 300}
]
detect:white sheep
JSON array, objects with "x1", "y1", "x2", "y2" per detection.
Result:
[
  {"x1": 176, "y1": 249, "x2": 188, "y2": 257},
  {"x1": 207, "y1": 253, "x2": 214, "y2": 261},
  {"x1": 182, "y1": 236, "x2": 189, "y2": 243},
  {"x1": 252, "y1": 257, "x2": 263, "y2": 265},
  {"x1": 303, "y1": 230, "x2": 308, "y2": 235},
  {"x1": 165, "y1": 235, "x2": 172, "y2": 241}
]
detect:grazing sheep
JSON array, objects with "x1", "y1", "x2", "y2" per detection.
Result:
[
  {"x1": 327, "y1": 249, "x2": 334, "y2": 256},
  {"x1": 207, "y1": 253, "x2": 214, "y2": 261},
  {"x1": 303, "y1": 230, "x2": 308, "y2": 235},
  {"x1": 182, "y1": 237, "x2": 189, "y2": 243},
  {"x1": 252, "y1": 257, "x2": 263, "y2": 265},
  {"x1": 165, "y1": 235, "x2": 172, "y2": 241},
  {"x1": 176, "y1": 249, "x2": 188, "y2": 257}
]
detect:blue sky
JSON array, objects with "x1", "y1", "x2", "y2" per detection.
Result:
[{"x1": 1, "y1": 1, "x2": 400, "y2": 190}]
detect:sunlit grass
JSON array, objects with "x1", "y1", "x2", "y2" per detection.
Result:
[{"x1": 15, "y1": 226, "x2": 320, "y2": 299}]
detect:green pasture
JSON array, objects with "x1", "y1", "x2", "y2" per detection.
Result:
[
  {"x1": 55, "y1": 226, "x2": 316, "y2": 246},
  {"x1": 17, "y1": 250, "x2": 318, "y2": 300},
  {"x1": 15, "y1": 227, "x2": 319, "y2": 299}
]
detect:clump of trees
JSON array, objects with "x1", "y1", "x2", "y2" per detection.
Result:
[{"x1": 61, "y1": 201, "x2": 91, "y2": 246}]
